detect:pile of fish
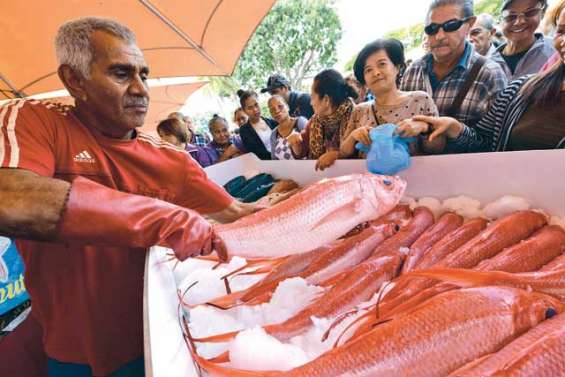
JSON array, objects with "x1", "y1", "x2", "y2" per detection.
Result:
[{"x1": 179, "y1": 173, "x2": 565, "y2": 376}]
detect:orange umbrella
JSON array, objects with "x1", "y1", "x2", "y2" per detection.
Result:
[
  {"x1": 140, "y1": 81, "x2": 208, "y2": 134},
  {"x1": 37, "y1": 81, "x2": 208, "y2": 134},
  {"x1": 0, "y1": 0, "x2": 275, "y2": 99}
]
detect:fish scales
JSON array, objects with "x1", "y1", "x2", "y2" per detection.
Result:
[{"x1": 215, "y1": 174, "x2": 406, "y2": 259}]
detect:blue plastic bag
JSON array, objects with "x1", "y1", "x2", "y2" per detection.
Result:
[
  {"x1": 0, "y1": 237, "x2": 28, "y2": 315},
  {"x1": 356, "y1": 123, "x2": 414, "y2": 175}
]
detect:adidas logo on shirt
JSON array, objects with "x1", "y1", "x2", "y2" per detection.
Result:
[{"x1": 73, "y1": 150, "x2": 96, "y2": 164}]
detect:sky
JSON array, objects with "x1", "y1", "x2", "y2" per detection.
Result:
[{"x1": 334, "y1": 0, "x2": 431, "y2": 67}]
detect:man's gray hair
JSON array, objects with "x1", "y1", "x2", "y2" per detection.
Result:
[
  {"x1": 428, "y1": 0, "x2": 475, "y2": 19},
  {"x1": 475, "y1": 13, "x2": 495, "y2": 30},
  {"x1": 55, "y1": 17, "x2": 136, "y2": 78}
]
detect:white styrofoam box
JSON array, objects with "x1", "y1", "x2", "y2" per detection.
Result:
[{"x1": 145, "y1": 150, "x2": 565, "y2": 376}]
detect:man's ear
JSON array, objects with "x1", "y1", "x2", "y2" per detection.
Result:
[{"x1": 57, "y1": 65, "x2": 87, "y2": 102}]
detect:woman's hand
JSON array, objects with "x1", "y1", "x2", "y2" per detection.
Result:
[
  {"x1": 411, "y1": 115, "x2": 463, "y2": 141},
  {"x1": 287, "y1": 132, "x2": 304, "y2": 157},
  {"x1": 315, "y1": 150, "x2": 339, "y2": 171},
  {"x1": 350, "y1": 126, "x2": 372, "y2": 146},
  {"x1": 218, "y1": 144, "x2": 241, "y2": 162},
  {"x1": 396, "y1": 119, "x2": 429, "y2": 138}
]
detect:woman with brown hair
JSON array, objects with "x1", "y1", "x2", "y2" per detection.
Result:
[
  {"x1": 418, "y1": 2, "x2": 565, "y2": 152},
  {"x1": 156, "y1": 118, "x2": 216, "y2": 167}
]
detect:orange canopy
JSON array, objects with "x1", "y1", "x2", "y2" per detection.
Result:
[{"x1": 0, "y1": 0, "x2": 275, "y2": 99}]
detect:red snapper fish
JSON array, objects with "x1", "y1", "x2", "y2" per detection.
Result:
[{"x1": 215, "y1": 174, "x2": 406, "y2": 259}]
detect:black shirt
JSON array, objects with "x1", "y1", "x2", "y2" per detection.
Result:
[
  {"x1": 239, "y1": 117, "x2": 278, "y2": 160},
  {"x1": 288, "y1": 91, "x2": 314, "y2": 120},
  {"x1": 501, "y1": 49, "x2": 529, "y2": 75}
]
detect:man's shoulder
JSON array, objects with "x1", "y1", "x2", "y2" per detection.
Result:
[
  {"x1": 1, "y1": 98, "x2": 73, "y2": 120},
  {"x1": 295, "y1": 91, "x2": 311, "y2": 100},
  {"x1": 472, "y1": 52, "x2": 507, "y2": 80},
  {"x1": 407, "y1": 57, "x2": 428, "y2": 70}
]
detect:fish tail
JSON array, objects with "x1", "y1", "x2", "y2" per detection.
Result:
[{"x1": 408, "y1": 268, "x2": 506, "y2": 287}]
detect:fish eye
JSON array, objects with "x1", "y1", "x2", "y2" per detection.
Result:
[
  {"x1": 383, "y1": 179, "x2": 392, "y2": 186},
  {"x1": 546, "y1": 307, "x2": 557, "y2": 319}
]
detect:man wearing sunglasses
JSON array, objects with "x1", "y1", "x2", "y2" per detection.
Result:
[
  {"x1": 490, "y1": 0, "x2": 556, "y2": 80},
  {"x1": 401, "y1": 0, "x2": 507, "y2": 154},
  {"x1": 469, "y1": 13, "x2": 499, "y2": 57}
]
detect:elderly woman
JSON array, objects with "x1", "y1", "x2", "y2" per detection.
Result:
[
  {"x1": 156, "y1": 118, "x2": 215, "y2": 167},
  {"x1": 491, "y1": 0, "x2": 556, "y2": 79},
  {"x1": 340, "y1": 38, "x2": 444, "y2": 158},
  {"x1": 237, "y1": 89, "x2": 277, "y2": 160},
  {"x1": 267, "y1": 95, "x2": 308, "y2": 160},
  {"x1": 287, "y1": 69, "x2": 358, "y2": 170},
  {"x1": 416, "y1": 2, "x2": 565, "y2": 152},
  {"x1": 207, "y1": 115, "x2": 245, "y2": 163}
]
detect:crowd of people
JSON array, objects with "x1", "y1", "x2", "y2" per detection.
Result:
[{"x1": 165, "y1": 0, "x2": 564, "y2": 171}]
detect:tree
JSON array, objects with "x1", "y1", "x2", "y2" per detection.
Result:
[{"x1": 211, "y1": 0, "x2": 342, "y2": 97}]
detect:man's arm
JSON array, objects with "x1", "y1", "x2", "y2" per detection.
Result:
[
  {"x1": 0, "y1": 169, "x2": 70, "y2": 240},
  {"x1": 0, "y1": 169, "x2": 223, "y2": 261}
]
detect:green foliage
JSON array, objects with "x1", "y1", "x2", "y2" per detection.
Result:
[
  {"x1": 475, "y1": 0, "x2": 504, "y2": 18},
  {"x1": 212, "y1": 0, "x2": 342, "y2": 98}
]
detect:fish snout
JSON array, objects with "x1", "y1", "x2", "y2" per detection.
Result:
[{"x1": 516, "y1": 292, "x2": 565, "y2": 332}]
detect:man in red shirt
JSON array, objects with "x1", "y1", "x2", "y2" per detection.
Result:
[{"x1": 0, "y1": 17, "x2": 256, "y2": 376}]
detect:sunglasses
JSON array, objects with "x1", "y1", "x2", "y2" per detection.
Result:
[
  {"x1": 425, "y1": 17, "x2": 472, "y2": 36},
  {"x1": 501, "y1": 6, "x2": 543, "y2": 24}
]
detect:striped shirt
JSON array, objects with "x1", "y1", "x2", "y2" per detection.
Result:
[
  {"x1": 450, "y1": 75, "x2": 565, "y2": 152},
  {"x1": 400, "y1": 43, "x2": 507, "y2": 152}
]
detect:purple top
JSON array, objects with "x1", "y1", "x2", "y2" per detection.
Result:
[{"x1": 185, "y1": 143, "x2": 216, "y2": 168}]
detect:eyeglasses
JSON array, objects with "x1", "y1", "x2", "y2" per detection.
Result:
[
  {"x1": 424, "y1": 17, "x2": 472, "y2": 36},
  {"x1": 501, "y1": 6, "x2": 543, "y2": 24}
]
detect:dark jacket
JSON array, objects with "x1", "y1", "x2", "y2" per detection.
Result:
[
  {"x1": 288, "y1": 91, "x2": 314, "y2": 120},
  {"x1": 240, "y1": 117, "x2": 278, "y2": 160}
]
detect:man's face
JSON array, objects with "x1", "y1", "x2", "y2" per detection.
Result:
[
  {"x1": 427, "y1": 5, "x2": 472, "y2": 63},
  {"x1": 270, "y1": 86, "x2": 290, "y2": 102},
  {"x1": 80, "y1": 31, "x2": 149, "y2": 138},
  {"x1": 469, "y1": 20, "x2": 493, "y2": 55}
]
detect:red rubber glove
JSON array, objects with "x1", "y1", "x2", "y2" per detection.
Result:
[{"x1": 56, "y1": 176, "x2": 227, "y2": 261}]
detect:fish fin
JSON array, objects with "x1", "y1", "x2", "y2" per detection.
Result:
[
  {"x1": 310, "y1": 197, "x2": 364, "y2": 232},
  {"x1": 208, "y1": 351, "x2": 230, "y2": 363},
  {"x1": 193, "y1": 330, "x2": 240, "y2": 343},
  {"x1": 194, "y1": 354, "x2": 280, "y2": 377},
  {"x1": 205, "y1": 290, "x2": 247, "y2": 310},
  {"x1": 408, "y1": 268, "x2": 504, "y2": 288},
  {"x1": 184, "y1": 321, "x2": 278, "y2": 377},
  {"x1": 221, "y1": 257, "x2": 288, "y2": 280},
  {"x1": 332, "y1": 309, "x2": 374, "y2": 347}
]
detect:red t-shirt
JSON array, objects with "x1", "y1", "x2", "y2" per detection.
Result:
[{"x1": 0, "y1": 99, "x2": 233, "y2": 375}]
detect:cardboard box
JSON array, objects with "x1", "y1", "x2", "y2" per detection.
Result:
[{"x1": 144, "y1": 150, "x2": 565, "y2": 377}]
